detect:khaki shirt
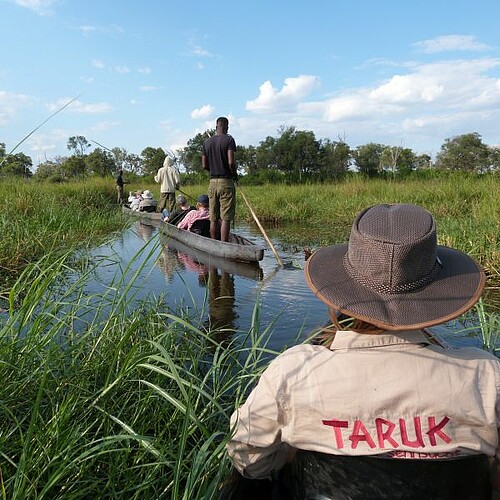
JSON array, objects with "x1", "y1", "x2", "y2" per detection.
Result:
[{"x1": 227, "y1": 330, "x2": 500, "y2": 479}]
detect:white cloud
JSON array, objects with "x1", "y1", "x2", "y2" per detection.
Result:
[
  {"x1": 246, "y1": 75, "x2": 320, "y2": 113},
  {"x1": 138, "y1": 67, "x2": 151, "y2": 74},
  {"x1": 92, "y1": 59, "x2": 105, "y2": 69},
  {"x1": 114, "y1": 65, "x2": 130, "y2": 74},
  {"x1": 13, "y1": 0, "x2": 56, "y2": 15},
  {"x1": 79, "y1": 25, "x2": 97, "y2": 33},
  {"x1": 90, "y1": 121, "x2": 121, "y2": 132},
  {"x1": 0, "y1": 91, "x2": 35, "y2": 125},
  {"x1": 140, "y1": 86, "x2": 162, "y2": 92},
  {"x1": 414, "y1": 35, "x2": 490, "y2": 54},
  {"x1": 320, "y1": 58, "x2": 500, "y2": 125},
  {"x1": 48, "y1": 98, "x2": 112, "y2": 114},
  {"x1": 191, "y1": 104, "x2": 215, "y2": 120},
  {"x1": 77, "y1": 23, "x2": 123, "y2": 36}
]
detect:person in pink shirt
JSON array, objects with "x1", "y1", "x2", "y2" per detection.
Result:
[{"x1": 177, "y1": 194, "x2": 209, "y2": 231}]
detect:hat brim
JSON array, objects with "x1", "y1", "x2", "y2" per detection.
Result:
[{"x1": 305, "y1": 244, "x2": 485, "y2": 330}]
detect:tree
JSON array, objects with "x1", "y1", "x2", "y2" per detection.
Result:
[
  {"x1": 272, "y1": 126, "x2": 320, "y2": 181},
  {"x1": 85, "y1": 149, "x2": 116, "y2": 177},
  {"x1": 353, "y1": 143, "x2": 385, "y2": 177},
  {"x1": 111, "y1": 147, "x2": 142, "y2": 175},
  {"x1": 318, "y1": 139, "x2": 351, "y2": 180},
  {"x1": 61, "y1": 155, "x2": 86, "y2": 178},
  {"x1": 140, "y1": 147, "x2": 166, "y2": 176},
  {"x1": 380, "y1": 146, "x2": 417, "y2": 177},
  {"x1": 1, "y1": 152, "x2": 33, "y2": 177},
  {"x1": 178, "y1": 131, "x2": 213, "y2": 174},
  {"x1": 33, "y1": 157, "x2": 65, "y2": 181},
  {"x1": 67, "y1": 136, "x2": 91, "y2": 156},
  {"x1": 435, "y1": 133, "x2": 490, "y2": 173},
  {"x1": 238, "y1": 145, "x2": 258, "y2": 175},
  {"x1": 415, "y1": 153, "x2": 432, "y2": 170}
]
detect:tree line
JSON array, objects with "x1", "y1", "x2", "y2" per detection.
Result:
[{"x1": 0, "y1": 128, "x2": 498, "y2": 183}]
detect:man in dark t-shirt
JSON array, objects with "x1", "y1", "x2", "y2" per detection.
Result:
[
  {"x1": 116, "y1": 170, "x2": 124, "y2": 204},
  {"x1": 202, "y1": 117, "x2": 237, "y2": 242}
]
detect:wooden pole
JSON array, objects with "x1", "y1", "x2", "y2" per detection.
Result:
[
  {"x1": 237, "y1": 184, "x2": 284, "y2": 267},
  {"x1": 176, "y1": 188, "x2": 197, "y2": 203}
]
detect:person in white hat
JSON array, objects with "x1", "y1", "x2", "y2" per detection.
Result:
[
  {"x1": 226, "y1": 204, "x2": 497, "y2": 499},
  {"x1": 138, "y1": 190, "x2": 157, "y2": 213}
]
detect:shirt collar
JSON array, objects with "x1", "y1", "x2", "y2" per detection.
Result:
[{"x1": 329, "y1": 330, "x2": 432, "y2": 350}]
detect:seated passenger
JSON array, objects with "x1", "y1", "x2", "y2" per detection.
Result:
[
  {"x1": 130, "y1": 190, "x2": 142, "y2": 211},
  {"x1": 138, "y1": 190, "x2": 157, "y2": 213},
  {"x1": 165, "y1": 195, "x2": 195, "y2": 225},
  {"x1": 177, "y1": 194, "x2": 209, "y2": 232},
  {"x1": 226, "y1": 203, "x2": 496, "y2": 499}
]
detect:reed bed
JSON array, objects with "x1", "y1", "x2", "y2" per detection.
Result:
[
  {"x1": 0, "y1": 222, "x2": 497, "y2": 498},
  {"x1": 192, "y1": 174, "x2": 498, "y2": 301},
  {"x1": 0, "y1": 246, "x2": 277, "y2": 499},
  {"x1": 0, "y1": 177, "x2": 127, "y2": 290}
]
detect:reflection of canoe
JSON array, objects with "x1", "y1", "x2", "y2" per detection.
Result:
[
  {"x1": 159, "y1": 232, "x2": 264, "y2": 282},
  {"x1": 123, "y1": 206, "x2": 264, "y2": 263},
  {"x1": 122, "y1": 206, "x2": 163, "y2": 226}
]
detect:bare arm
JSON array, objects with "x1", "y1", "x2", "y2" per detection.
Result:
[
  {"x1": 228, "y1": 149, "x2": 237, "y2": 178},
  {"x1": 202, "y1": 154, "x2": 209, "y2": 172}
]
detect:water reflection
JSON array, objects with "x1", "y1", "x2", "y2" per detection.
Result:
[{"x1": 78, "y1": 221, "x2": 495, "y2": 353}]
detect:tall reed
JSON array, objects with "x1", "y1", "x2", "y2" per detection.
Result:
[{"x1": 0, "y1": 241, "x2": 274, "y2": 499}]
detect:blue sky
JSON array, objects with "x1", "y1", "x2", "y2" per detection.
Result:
[{"x1": 2, "y1": 0, "x2": 500, "y2": 167}]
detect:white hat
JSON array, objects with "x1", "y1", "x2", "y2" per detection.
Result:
[{"x1": 142, "y1": 190, "x2": 153, "y2": 199}]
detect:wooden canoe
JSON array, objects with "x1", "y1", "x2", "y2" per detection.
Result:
[
  {"x1": 122, "y1": 206, "x2": 164, "y2": 225},
  {"x1": 159, "y1": 232, "x2": 264, "y2": 281},
  {"x1": 122, "y1": 206, "x2": 265, "y2": 263}
]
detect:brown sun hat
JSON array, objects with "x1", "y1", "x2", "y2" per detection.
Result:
[{"x1": 305, "y1": 204, "x2": 486, "y2": 330}]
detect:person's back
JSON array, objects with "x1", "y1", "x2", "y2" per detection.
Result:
[
  {"x1": 139, "y1": 190, "x2": 157, "y2": 212},
  {"x1": 202, "y1": 117, "x2": 237, "y2": 242},
  {"x1": 226, "y1": 204, "x2": 496, "y2": 499},
  {"x1": 165, "y1": 195, "x2": 195, "y2": 224},
  {"x1": 177, "y1": 195, "x2": 209, "y2": 231},
  {"x1": 155, "y1": 156, "x2": 180, "y2": 214}
]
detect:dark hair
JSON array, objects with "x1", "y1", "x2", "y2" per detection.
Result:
[{"x1": 216, "y1": 116, "x2": 229, "y2": 130}]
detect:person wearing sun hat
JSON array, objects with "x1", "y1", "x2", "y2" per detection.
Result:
[
  {"x1": 226, "y1": 204, "x2": 498, "y2": 499},
  {"x1": 138, "y1": 190, "x2": 157, "y2": 213}
]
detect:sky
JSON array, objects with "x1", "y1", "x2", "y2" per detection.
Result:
[{"x1": 2, "y1": 0, "x2": 500, "y2": 167}]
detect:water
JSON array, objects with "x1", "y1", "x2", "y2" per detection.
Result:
[{"x1": 83, "y1": 221, "x2": 490, "y2": 352}]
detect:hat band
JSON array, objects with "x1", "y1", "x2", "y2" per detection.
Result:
[{"x1": 342, "y1": 255, "x2": 443, "y2": 295}]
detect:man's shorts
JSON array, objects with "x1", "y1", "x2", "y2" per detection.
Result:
[{"x1": 208, "y1": 178, "x2": 236, "y2": 222}]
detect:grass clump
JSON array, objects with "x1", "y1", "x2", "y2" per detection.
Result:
[{"x1": 0, "y1": 247, "x2": 275, "y2": 499}]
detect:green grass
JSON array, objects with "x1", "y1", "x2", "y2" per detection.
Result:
[
  {"x1": 0, "y1": 248, "x2": 277, "y2": 499},
  {"x1": 0, "y1": 177, "x2": 128, "y2": 291},
  {"x1": 0, "y1": 211, "x2": 497, "y2": 498}
]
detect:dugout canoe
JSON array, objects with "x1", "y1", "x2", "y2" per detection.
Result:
[
  {"x1": 122, "y1": 206, "x2": 164, "y2": 226},
  {"x1": 158, "y1": 231, "x2": 264, "y2": 281},
  {"x1": 122, "y1": 206, "x2": 265, "y2": 263}
]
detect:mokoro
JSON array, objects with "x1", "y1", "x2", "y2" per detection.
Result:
[
  {"x1": 159, "y1": 232, "x2": 264, "y2": 282},
  {"x1": 122, "y1": 206, "x2": 163, "y2": 226},
  {"x1": 122, "y1": 206, "x2": 265, "y2": 263}
]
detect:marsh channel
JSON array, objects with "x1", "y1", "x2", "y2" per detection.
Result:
[{"x1": 78, "y1": 220, "x2": 494, "y2": 353}]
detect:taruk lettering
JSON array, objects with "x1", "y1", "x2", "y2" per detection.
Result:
[{"x1": 322, "y1": 416, "x2": 451, "y2": 450}]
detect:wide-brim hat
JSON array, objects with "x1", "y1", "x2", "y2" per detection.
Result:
[
  {"x1": 142, "y1": 190, "x2": 153, "y2": 199},
  {"x1": 305, "y1": 204, "x2": 486, "y2": 330}
]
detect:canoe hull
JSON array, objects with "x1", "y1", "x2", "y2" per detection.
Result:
[{"x1": 123, "y1": 206, "x2": 264, "y2": 263}]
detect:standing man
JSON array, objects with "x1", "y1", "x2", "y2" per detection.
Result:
[
  {"x1": 202, "y1": 116, "x2": 237, "y2": 242},
  {"x1": 154, "y1": 154, "x2": 180, "y2": 214},
  {"x1": 116, "y1": 169, "x2": 125, "y2": 205}
]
